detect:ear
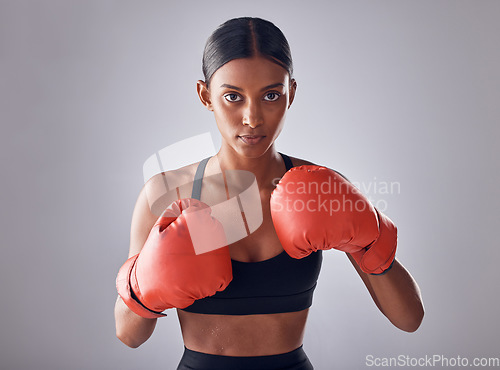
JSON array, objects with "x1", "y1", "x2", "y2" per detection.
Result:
[
  {"x1": 287, "y1": 78, "x2": 297, "y2": 109},
  {"x1": 197, "y1": 80, "x2": 213, "y2": 111}
]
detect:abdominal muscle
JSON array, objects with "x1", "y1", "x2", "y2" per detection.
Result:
[{"x1": 177, "y1": 308, "x2": 309, "y2": 356}]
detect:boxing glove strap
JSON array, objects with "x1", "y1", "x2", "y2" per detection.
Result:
[
  {"x1": 370, "y1": 259, "x2": 395, "y2": 276},
  {"x1": 116, "y1": 254, "x2": 167, "y2": 319}
]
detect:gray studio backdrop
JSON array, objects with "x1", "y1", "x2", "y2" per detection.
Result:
[{"x1": 1, "y1": 1, "x2": 499, "y2": 369}]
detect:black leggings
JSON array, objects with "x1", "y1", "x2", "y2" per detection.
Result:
[{"x1": 177, "y1": 345, "x2": 314, "y2": 370}]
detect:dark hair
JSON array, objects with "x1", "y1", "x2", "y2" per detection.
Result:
[{"x1": 202, "y1": 17, "x2": 293, "y2": 87}]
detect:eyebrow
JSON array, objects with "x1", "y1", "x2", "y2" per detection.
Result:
[{"x1": 219, "y1": 83, "x2": 285, "y2": 92}]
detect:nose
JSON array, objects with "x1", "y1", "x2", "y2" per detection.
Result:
[{"x1": 242, "y1": 100, "x2": 263, "y2": 128}]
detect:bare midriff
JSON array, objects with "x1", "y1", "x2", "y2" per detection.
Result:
[{"x1": 177, "y1": 308, "x2": 309, "y2": 356}]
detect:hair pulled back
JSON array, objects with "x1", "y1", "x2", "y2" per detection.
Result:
[{"x1": 202, "y1": 17, "x2": 293, "y2": 87}]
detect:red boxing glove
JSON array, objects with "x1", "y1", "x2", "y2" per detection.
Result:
[
  {"x1": 349, "y1": 208, "x2": 397, "y2": 274},
  {"x1": 270, "y1": 165, "x2": 397, "y2": 274},
  {"x1": 116, "y1": 198, "x2": 232, "y2": 318}
]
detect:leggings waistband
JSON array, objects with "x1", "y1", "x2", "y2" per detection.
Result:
[{"x1": 177, "y1": 345, "x2": 313, "y2": 370}]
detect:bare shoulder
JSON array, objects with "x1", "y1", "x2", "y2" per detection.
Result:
[
  {"x1": 145, "y1": 161, "x2": 199, "y2": 191},
  {"x1": 128, "y1": 160, "x2": 202, "y2": 257},
  {"x1": 143, "y1": 161, "x2": 202, "y2": 216}
]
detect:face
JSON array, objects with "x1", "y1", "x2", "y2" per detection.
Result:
[{"x1": 197, "y1": 56, "x2": 296, "y2": 159}]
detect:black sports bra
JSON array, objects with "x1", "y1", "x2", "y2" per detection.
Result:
[{"x1": 181, "y1": 153, "x2": 322, "y2": 315}]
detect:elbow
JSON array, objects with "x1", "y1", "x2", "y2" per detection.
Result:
[
  {"x1": 114, "y1": 297, "x2": 156, "y2": 349},
  {"x1": 116, "y1": 329, "x2": 145, "y2": 349},
  {"x1": 399, "y1": 319, "x2": 422, "y2": 333},
  {"x1": 397, "y1": 306, "x2": 425, "y2": 333},
  {"x1": 116, "y1": 333, "x2": 143, "y2": 349}
]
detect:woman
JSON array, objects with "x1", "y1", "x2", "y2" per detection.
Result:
[{"x1": 114, "y1": 17, "x2": 424, "y2": 369}]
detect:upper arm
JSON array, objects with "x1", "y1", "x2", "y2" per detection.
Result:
[
  {"x1": 128, "y1": 184, "x2": 159, "y2": 258},
  {"x1": 128, "y1": 165, "x2": 199, "y2": 258}
]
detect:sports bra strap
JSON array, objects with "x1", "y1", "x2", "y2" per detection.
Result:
[
  {"x1": 191, "y1": 157, "x2": 210, "y2": 200},
  {"x1": 280, "y1": 152, "x2": 294, "y2": 171},
  {"x1": 190, "y1": 153, "x2": 293, "y2": 200}
]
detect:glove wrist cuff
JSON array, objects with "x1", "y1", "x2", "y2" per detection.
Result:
[
  {"x1": 116, "y1": 254, "x2": 167, "y2": 319},
  {"x1": 350, "y1": 209, "x2": 398, "y2": 275}
]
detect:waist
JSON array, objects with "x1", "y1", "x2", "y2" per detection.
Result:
[
  {"x1": 178, "y1": 345, "x2": 313, "y2": 370},
  {"x1": 177, "y1": 308, "x2": 309, "y2": 356}
]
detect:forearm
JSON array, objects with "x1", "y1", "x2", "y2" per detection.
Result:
[
  {"x1": 114, "y1": 295, "x2": 157, "y2": 348},
  {"x1": 348, "y1": 255, "x2": 424, "y2": 332}
]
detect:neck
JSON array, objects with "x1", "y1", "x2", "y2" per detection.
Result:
[{"x1": 215, "y1": 145, "x2": 285, "y2": 189}]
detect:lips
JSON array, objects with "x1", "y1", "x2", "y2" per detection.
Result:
[{"x1": 238, "y1": 135, "x2": 266, "y2": 145}]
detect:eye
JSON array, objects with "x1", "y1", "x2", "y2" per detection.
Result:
[
  {"x1": 264, "y1": 92, "x2": 281, "y2": 102},
  {"x1": 224, "y1": 93, "x2": 242, "y2": 102}
]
